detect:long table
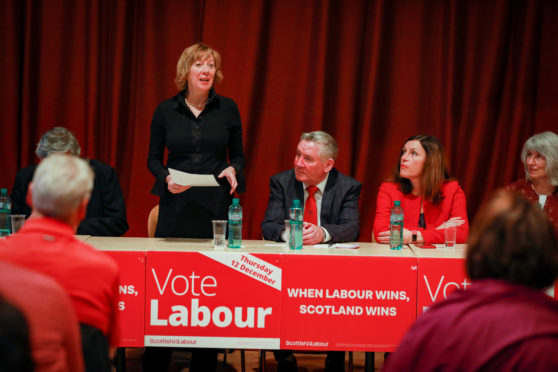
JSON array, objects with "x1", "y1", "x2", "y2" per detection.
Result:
[{"x1": 84, "y1": 238, "x2": 556, "y2": 352}]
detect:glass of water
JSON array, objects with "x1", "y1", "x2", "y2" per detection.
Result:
[
  {"x1": 10, "y1": 214, "x2": 26, "y2": 234},
  {"x1": 212, "y1": 220, "x2": 227, "y2": 249},
  {"x1": 444, "y1": 222, "x2": 457, "y2": 249}
]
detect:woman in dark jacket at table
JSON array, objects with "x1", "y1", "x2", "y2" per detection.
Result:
[
  {"x1": 507, "y1": 131, "x2": 558, "y2": 231},
  {"x1": 147, "y1": 42, "x2": 245, "y2": 239},
  {"x1": 145, "y1": 43, "x2": 245, "y2": 372},
  {"x1": 373, "y1": 134, "x2": 469, "y2": 245}
]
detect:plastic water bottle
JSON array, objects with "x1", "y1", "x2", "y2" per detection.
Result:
[
  {"x1": 289, "y1": 199, "x2": 303, "y2": 250},
  {"x1": 0, "y1": 188, "x2": 11, "y2": 237},
  {"x1": 228, "y1": 198, "x2": 242, "y2": 248},
  {"x1": 389, "y1": 200, "x2": 404, "y2": 250}
]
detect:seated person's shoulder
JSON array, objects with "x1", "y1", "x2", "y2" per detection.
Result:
[
  {"x1": 442, "y1": 180, "x2": 464, "y2": 193},
  {"x1": 77, "y1": 241, "x2": 120, "y2": 274},
  {"x1": 379, "y1": 181, "x2": 399, "y2": 192},
  {"x1": 506, "y1": 179, "x2": 528, "y2": 191},
  {"x1": 270, "y1": 169, "x2": 295, "y2": 182},
  {"x1": 87, "y1": 159, "x2": 116, "y2": 174},
  {"x1": 14, "y1": 164, "x2": 38, "y2": 182},
  {"x1": 335, "y1": 170, "x2": 360, "y2": 185}
]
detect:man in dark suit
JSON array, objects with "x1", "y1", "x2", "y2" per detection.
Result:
[
  {"x1": 261, "y1": 131, "x2": 362, "y2": 372},
  {"x1": 10, "y1": 127, "x2": 128, "y2": 236}
]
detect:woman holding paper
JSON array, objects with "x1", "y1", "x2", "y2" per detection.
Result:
[
  {"x1": 147, "y1": 43, "x2": 245, "y2": 239},
  {"x1": 373, "y1": 134, "x2": 469, "y2": 245}
]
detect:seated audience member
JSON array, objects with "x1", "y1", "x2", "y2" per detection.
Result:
[
  {"x1": 262, "y1": 131, "x2": 361, "y2": 372},
  {"x1": 0, "y1": 294, "x2": 34, "y2": 372},
  {"x1": 10, "y1": 126, "x2": 129, "y2": 236},
  {"x1": 507, "y1": 131, "x2": 558, "y2": 231},
  {"x1": 0, "y1": 154, "x2": 120, "y2": 372},
  {"x1": 0, "y1": 260, "x2": 84, "y2": 372},
  {"x1": 374, "y1": 134, "x2": 468, "y2": 244},
  {"x1": 383, "y1": 190, "x2": 558, "y2": 372}
]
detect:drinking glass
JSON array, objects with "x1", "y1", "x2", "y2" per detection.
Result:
[
  {"x1": 444, "y1": 223, "x2": 457, "y2": 249},
  {"x1": 212, "y1": 220, "x2": 227, "y2": 249},
  {"x1": 10, "y1": 214, "x2": 26, "y2": 234}
]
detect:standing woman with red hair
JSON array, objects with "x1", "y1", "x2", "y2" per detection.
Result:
[
  {"x1": 147, "y1": 42, "x2": 245, "y2": 240},
  {"x1": 373, "y1": 135, "x2": 469, "y2": 245},
  {"x1": 145, "y1": 42, "x2": 245, "y2": 372}
]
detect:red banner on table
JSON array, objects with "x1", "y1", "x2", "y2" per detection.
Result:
[
  {"x1": 280, "y1": 255, "x2": 418, "y2": 352},
  {"x1": 145, "y1": 251, "x2": 282, "y2": 349},
  {"x1": 417, "y1": 257, "x2": 469, "y2": 316},
  {"x1": 104, "y1": 251, "x2": 146, "y2": 347}
]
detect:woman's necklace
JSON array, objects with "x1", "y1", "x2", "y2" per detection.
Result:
[
  {"x1": 531, "y1": 180, "x2": 554, "y2": 196},
  {"x1": 185, "y1": 97, "x2": 207, "y2": 111}
]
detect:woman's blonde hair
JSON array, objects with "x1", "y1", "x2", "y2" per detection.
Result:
[{"x1": 174, "y1": 43, "x2": 223, "y2": 91}]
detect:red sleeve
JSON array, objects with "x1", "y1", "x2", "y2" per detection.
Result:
[
  {"x1": 421, "y1": 183, "x2": 469, "y2": 244},
  {"x1": 373, "y1": 183, "x2": 395, "y2": 241}
]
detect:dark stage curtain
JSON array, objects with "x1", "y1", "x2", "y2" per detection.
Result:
[{"x1": 1, "y1": 0, "x2": 557, "y2": 239}]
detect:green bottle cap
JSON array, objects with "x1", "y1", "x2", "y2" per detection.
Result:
[
  {"x1": 0, "y1": 188, "x2": 7, "y2": 196},
  {"x1": 293, "y1": 199, "x2": 301, "y2": 207},
  {"x1": 394, "y1": 200, "x2": 401, "y2": 207},
  {"x1": 232, "y1": 198, "x2": 239, "y2": 206}
]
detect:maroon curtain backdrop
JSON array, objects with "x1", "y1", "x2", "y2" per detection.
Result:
[{"x1": 1, "y1": 0, "x2": 557, "y2": 239}]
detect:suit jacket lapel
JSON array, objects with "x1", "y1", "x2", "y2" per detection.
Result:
[
  {"x1": 294, "y1": 179, "x2": 304, "y2": 205},
  {"x1": 321, "y1": 169, "x2": 338, "y2": 224},
  {"x1": 287, "y1": 170, "x2": 305, "y2": 216}
]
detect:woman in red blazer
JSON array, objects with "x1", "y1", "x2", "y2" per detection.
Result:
[{"x1": 374, "y1": 135, "x2": 469, "y2": 244}]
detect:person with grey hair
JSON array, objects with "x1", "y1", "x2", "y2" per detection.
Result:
[
  {"x1": 507, "y1": 131, "x2": 558, "y2": 230},
  {"x1": 34, "y1": 126, "x2": 82, "y2": 158},
  {"x1": 0, "y1": 154, "x2": 120, "y2": 372},
  {"x1": 10, "y1": 126, "x2": 128, "y2": 236},
  {"x1": 261, "y1": 130, "x2": 361, "y2": 372}
]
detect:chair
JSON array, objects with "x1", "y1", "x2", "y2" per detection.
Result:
[
  {"x1": 147, "y1": 205, "x2": 159, "y2": 237},
  {"x1": 80, "y1": 323, "x2": 111, "y2": 372}
]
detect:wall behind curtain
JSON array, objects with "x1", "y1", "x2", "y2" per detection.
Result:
[{"x1": 1, "y1": 0, "x2": 557, "y2": 238}]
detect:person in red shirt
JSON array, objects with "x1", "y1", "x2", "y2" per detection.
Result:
[
  {"x1": 374, "y1": 134, "x2": 469, "y2": 244},
  {"x1": 383, "y1": 190, "x2": 558, "y2": 372},
  {"x1": 507, "y1": 131, "x2": 558, "y2": 231},
  {"x1": 0, "y1": 260, "x2": 84, "y2": 372},
  {"x1": 0, "y1": 154, "x2": 119, "y2": 372}
]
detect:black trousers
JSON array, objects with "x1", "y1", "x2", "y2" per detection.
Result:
[
  {"x1": 142, "y1": 347, "x2": 218, "y2": 372},
  {"x1": 273, "y1": 350, "x2": 345, "y2": 372}
]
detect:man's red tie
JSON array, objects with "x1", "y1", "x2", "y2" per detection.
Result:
[{"x1": 304, "y1": 186, "x2": 319, "y2": 225}]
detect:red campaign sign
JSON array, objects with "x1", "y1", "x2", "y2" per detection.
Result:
[
  {"x1": 104, "y1": 251, "x2": 146, "y2": 347},
  {"x1": 145, "y1": 251, "x2": 282, "y2": 349},
  {"x1": 280, "y1": 255, "x2": 418, "y2": 352},
  {"x1": 417, "y1": 257, "x2": 469, "y2": 316}
]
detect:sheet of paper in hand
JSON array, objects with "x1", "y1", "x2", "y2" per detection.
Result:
[{"x1": 168, "y1": 168, "x2": 219, "y2": 187}]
